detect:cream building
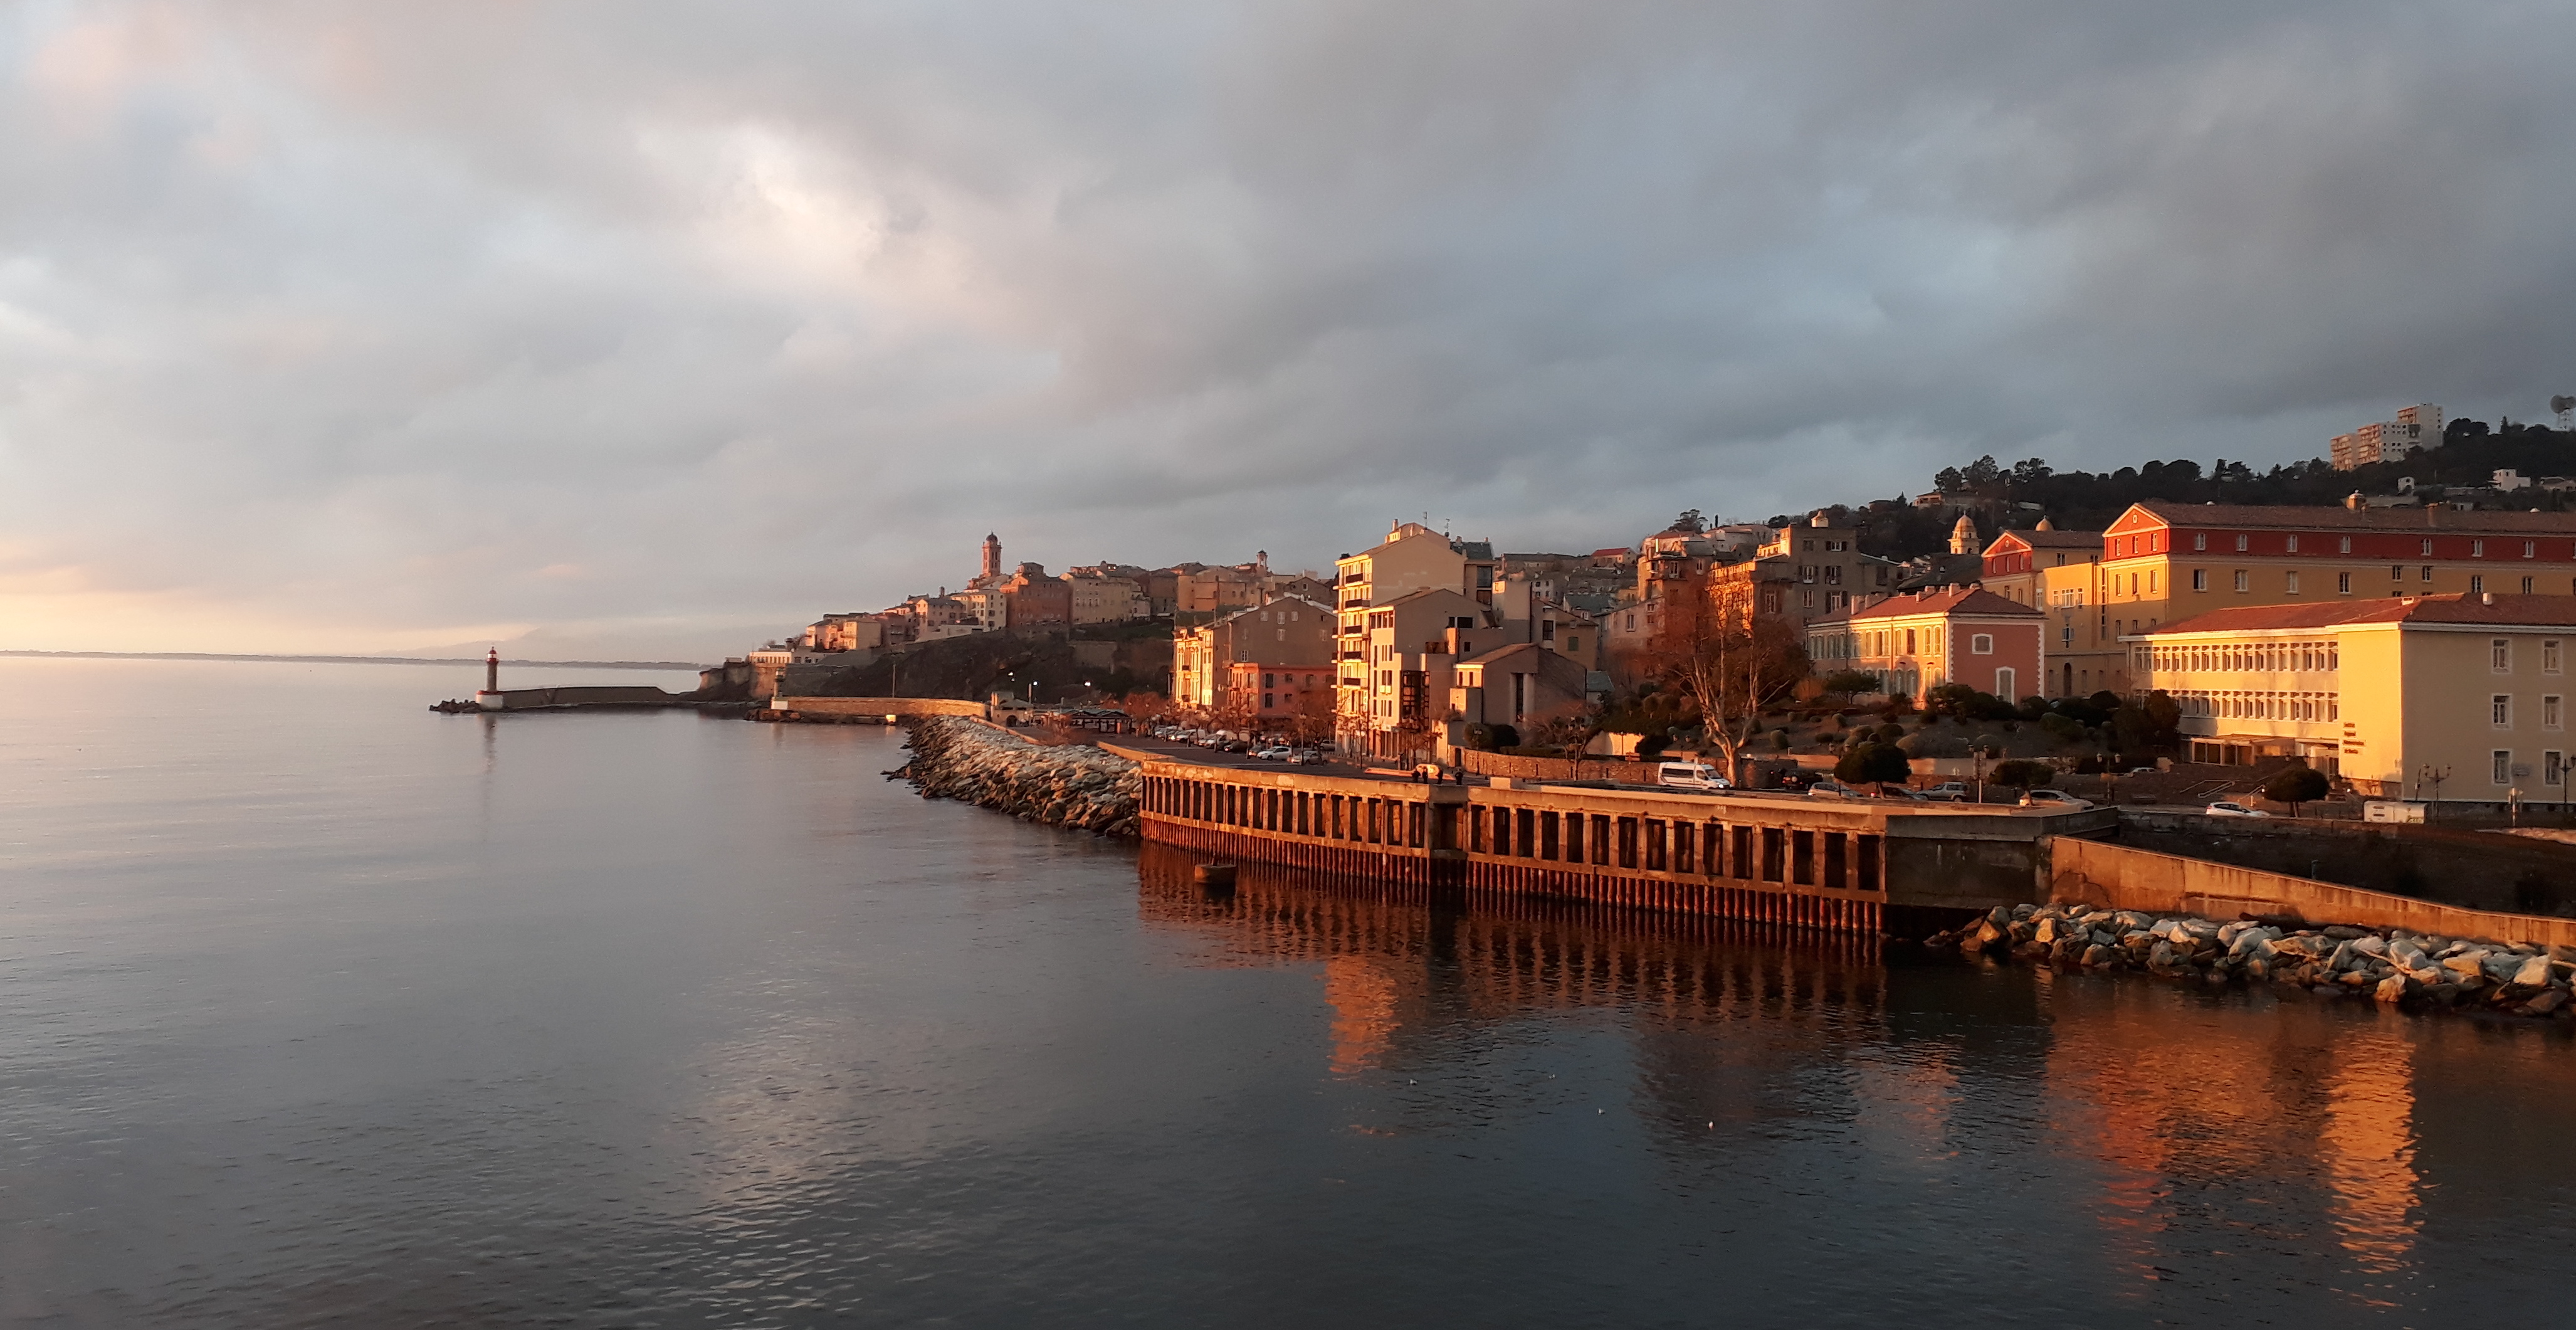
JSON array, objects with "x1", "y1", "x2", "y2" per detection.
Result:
[
  {"x1": 1066, "y1": 571, "x2": 1150, "y2": 624},
  {"x1": 1172, "y1": 596, "x2": 1333, "y2": 715},
  {"x1": 2129, "y1": 593, "x2": 2576, "y2": 803},
  {"x1": 1333, "y1": 522, "x2": 1496, "y2": 753}
]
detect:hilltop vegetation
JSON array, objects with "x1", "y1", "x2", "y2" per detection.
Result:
[{"x1": 1769, "y1": 420, "x2": 2575, "y2": 565}]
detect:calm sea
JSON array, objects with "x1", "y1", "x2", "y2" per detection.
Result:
[{"x1": 3, "y1": 655, "x2": 2572, "y2": 1327}]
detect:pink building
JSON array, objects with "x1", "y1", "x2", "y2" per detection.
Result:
[{"x1": 1807, "y1": 586, "x2": 2044, "y2": 703}]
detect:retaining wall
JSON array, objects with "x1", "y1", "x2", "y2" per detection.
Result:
[
  {"x1": 2048, "y1": 837, "x2": 2576, "y2": 948},
  {"x1": 2114, "y1": 808, "x2": 2576, "y2": 914},
  {"x1": 765, "y1": 695, "x2": 989, "y2": 722}
]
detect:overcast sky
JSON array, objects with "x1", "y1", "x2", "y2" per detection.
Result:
[{"x1": 5, "y1": 1, "x2": 2574, "y2": 658}]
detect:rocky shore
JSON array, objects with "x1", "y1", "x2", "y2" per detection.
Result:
[
  {"x1": 1927, "y1": 902, "x2": 2576, "y2": 1020},
  {"x1": 896, "y1": 716, "x2": 1140, "y2": 837}
]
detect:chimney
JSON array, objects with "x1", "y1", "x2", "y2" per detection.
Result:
[
  {"x1": 2484, "y1": 591, "x2": 2496, "y2": 606},
  {"x1": 2346, "y1": 492, "x2": 2363, "y2": 510}
]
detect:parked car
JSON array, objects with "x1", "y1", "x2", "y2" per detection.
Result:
[
  {"x1": 2204, "y1": 800, "x2": 2271, "y2": 818},
  {"x1": 2125, "y1": 767, "x2": 2159, "y2": 776},
  {"x1": 1873, "y1": 785, "x2": 1930, "y2": 801},
  {"x1": 1807, "y1": 779, "x2": 1863, "y2": 800},
  {"x1": 1918, "y1": 782, "x2": 1971, "y2": 802},
  {"x1": 2019, "y1": 789, "x2": 2095, "y2": 810},
  {"x1": 1772, "y1": 769, "x2": 1823, "y2": 791},
  {"x1": 1286, "y1": 749, "x2": 1322, "y2": 766},
  {"x1": 1654, "y1": 761, "x2": 1733, "y2": 792}
]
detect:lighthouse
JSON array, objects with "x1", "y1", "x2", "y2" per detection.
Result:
[{"x1": 476, "y1": 648, "x2": 503, "y2": 710}]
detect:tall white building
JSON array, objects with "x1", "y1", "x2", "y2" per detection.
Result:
[{"x1": 2331, "y1": 403, "x2": 2442, "y2": 471}]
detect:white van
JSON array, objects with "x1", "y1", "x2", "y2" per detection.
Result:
[{"x1": 1655, "y1": 762, "x2": 1732, "y2": 792}]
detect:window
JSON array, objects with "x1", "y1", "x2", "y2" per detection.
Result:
[
  {"x1": 1263, "y1": 693, "x2": 1275, "y2": 709},
  {"x1": 1971, "y1": 634, "x2": 1994, "y2": 655},
  {"x1": 2548, "y1": 696, "x2": 2563, "y2": 729},
  {"x1": 2191, "y1": 568, "x2": 2208, "y2": 591},
  {"x1": 2234, "y1": 534, "x2": 2249, "y2": 552},
  {"x1": 2474, "y1": 540, "x2": 2487, "y2": 557},
  {"x1": 2526, "y1": 541, "x2": 2538, "y2": 559},
  {"x1": 2194, "y1": 533, "x2": 2207, "y2": 551},
  {"x1": 2525, "y1": 577, "x2": 2538, "y2": 594},
  {"x1": 2548, "y1": 640, "x2": 2563, "y2": 674},
  {"x1": 2422, "y1": 566, "x2": 2434, "y2": 583},
  {"x1": 2495, "y1": 695, "x2": 2513, "y2": 727},
  {"x1": 2495, "y1": 638, "x2": 2513, "y2": 672},
  {"x1": 2339, "y1": 537, "x2": 2352, "y2": 554},
  {"x1": 2392, "y1": 565, "x2": 2404, "y2": 582},
  {"x1": 1904, "y1": 628, "x2": 1917, "y2": 654},
  {"x1": 2148, "y1": 571, "x2": 2158, "y2": 593},
  {"x1": 2338, "y1": 572, "x2": 2352, "y2": 594},
  {"x1": 1263, "y1": 672, "x2": 1275, "y2": 688},
  {"x1": 2287, "y1": 535, "x2": 2300, "y2": 552},
  {"x1": 2233, "y1": 570, "x2": 2250, "y2": 593},
  {"x1": 2495, "y1": 750, "x2": 2513, "y2": 785},
  {"x1": 2062, "y1": 625, "x2": 2074, "y2": 646},
  {"x1": 1801, "y1": 589, "x2": 1816, "y2": 609},
  {"x1": 2551, "y1": 752, "x2": 2567, "y2": 787},
  {"x1": 2421, "y1": 539, "x2": 2435, "y2": 556},
  {"x1": 2472, "y1": 574, "x2": 2486, "y2": 594},
  {"x1": 2286, "y1": 571, "x2": 2301, "y2": 594}
]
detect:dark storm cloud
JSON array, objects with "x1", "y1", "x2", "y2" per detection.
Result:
[{"x1": 3, "y1": 0, "x2": 2572, "y2": 652}]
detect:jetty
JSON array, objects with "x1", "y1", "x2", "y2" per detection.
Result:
[{"x1": 1110, "y1": 741, "x2": 2114, "y2": 936}]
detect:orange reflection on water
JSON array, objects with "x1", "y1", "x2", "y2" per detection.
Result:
[
  {"x1": 2041, "y1": 982, "x2": 2421, "y2": 1298},
  {"x1": 1322, "y1": 955, "x2": 1404, "y2": 1076},
  {"x1": 2320, "y1": 1030, "x2": 2419, "y2": 1280}
]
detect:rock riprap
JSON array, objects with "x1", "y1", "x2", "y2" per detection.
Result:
[
  {"x1": 898, "y1": 717, "x2": 1140, "y2": 836},
  {"x1": 1926, "y1": 902, "x2": 2576, "y2": 1019}
]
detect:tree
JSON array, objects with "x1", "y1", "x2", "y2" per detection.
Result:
[
  {"x1": 1990, "y1": 759, "x2": 2054, "y2": 790},
  {"x1": 1836, "y1": 741, "x2": 1912, "y2": 791},
  {"x1": 1290, "y1": 686, "x2": 1338, "y2": 746},
  {"x1": 1672, "y1": 509, "x2": 1706, "y2": 533},
  {"x1": 1646, "y1": 577, "x2": 1812, "y2": 779},
  {"x1": 2262, "y1": 764, "x2": 2331, "y2": 816},
  {"x1": 1821, "y1": 669, "x2": 1883, "y2": 704}
]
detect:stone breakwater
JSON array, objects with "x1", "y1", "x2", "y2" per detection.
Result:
[
  {"x1": 1927, "y1": 902, "x2": 2576, "y2": 1020},
  {"x1": 898, "y1": 717, "x2": 1140, "y2": 837}
]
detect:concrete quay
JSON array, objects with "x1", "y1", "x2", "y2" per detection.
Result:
[{"x1": 1115, "y1": 743, "x2": 2115, "y2": 936}]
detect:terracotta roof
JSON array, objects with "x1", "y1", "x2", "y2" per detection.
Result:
[
  {"x1": 2148, "y1": 593, "x2": 2576, "y2": 636},
  {"x1": 2127, "y1": 499, "x2": 2576, "y2": 534},
  {"x1": 1839, "y1": 586, "x2": 2039, "y2": 622},
  {"x1": 1990, "y1": 528, "x2": 2103, "y2": 549}
]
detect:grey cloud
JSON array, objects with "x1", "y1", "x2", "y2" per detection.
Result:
[{"x1": 3, "y1": 0, "x2": 2573, "y2": 653}]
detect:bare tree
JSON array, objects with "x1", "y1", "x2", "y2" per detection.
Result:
[{"x1": 1647, "y1": 577, "x2": 1811, "y2": 778}]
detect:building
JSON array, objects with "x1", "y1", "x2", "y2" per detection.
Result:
[
  {"x1": 1345, "y1": 588, "x2": 1490, "y2": 760},
  {"x1": 2128, "y1": 593, "x2": 2576, "y2": 803},
  {"x1": 2330, "y1": 404, "x2": 2443, "y2": 471},
  {"x1": 1066, "y1": 570, "x2": 1150, "y2": 624},
  {"x1": 1224, "y1": 658, "x2": 1332, "y2": 726},
  {"x1": 800, "y1": 613, "x2": 889, "y2": 653},
  {"x1": 1976, "y1": 520, "x2": 2103, "y2": 608},
  {"x1": 1172, "y1": 596, "x2": 1333, "y2": 717},
  {"x1": 1000, "y1": 562, "x2": 1071, "y2": 628},
  {"x1": 2019, "y1": 498, "x2": 2576, "y2": 700},
  {"x1": 1333, "y1": 523, "x2": 1497, "y2": 753},
  {"x1": 1806, "y1": 586, "x2": 2044, "y2": 702},
  {"x1": 1443, "y1": 641, "x2": 1594, "y2": 741}
]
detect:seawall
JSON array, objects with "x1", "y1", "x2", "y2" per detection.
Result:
[
  {"x1": 902, "y1": 717, "x2": 1140, "y2": 836},
  {"x1": 767, "y1": 695, "x2": 990, "y2": 722},
  {"x1": 2047, "y1": 835, "x2": 2576, "y2": 949}
]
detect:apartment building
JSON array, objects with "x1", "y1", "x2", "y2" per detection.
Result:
[
  {"x1": 1807, "y1": 587, "x2": 2044, "y2": 703},
  {"x1": 1706, "y1": 514, "x2": 1897, "y2": 625},
  {"x1": 1333, "y1": 523, "x2": 1496, "y2": 754},
  {"x1": 2029, "y1": 499, "x2": 2576, "y2": 700},
  {"x1": 1065, "y1": 570, "x2": 1150, "y2": 624},
  {"x1": 2128, "y1": 593, "x2": 2576, "y2": 804},
  {"x1": 2330, "y1": 404, "x2": 2443, "y2": 471},
  {"x1": 1172, "y1": 596, "x2": 1333, "y2": 714},
  {"x1": 1345, "y1": 588, "x2": 1488, "y2": 760}
]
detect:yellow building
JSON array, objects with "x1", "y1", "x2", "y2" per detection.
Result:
[
  {"x1": 2019, "y1": 499, "x2": 2576, "y2": 700},
  {"x1": 2129, "y1": 593, "x2": 2576, "y2": 803}
]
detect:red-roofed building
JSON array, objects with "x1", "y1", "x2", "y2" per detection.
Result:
[{"x1": 1808, "y1": 585, "x2": 2044, "y2": 703}]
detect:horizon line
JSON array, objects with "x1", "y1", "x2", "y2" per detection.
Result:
[{"x1": 0, "y1": 650, "x2": 710, "y2": 670}]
